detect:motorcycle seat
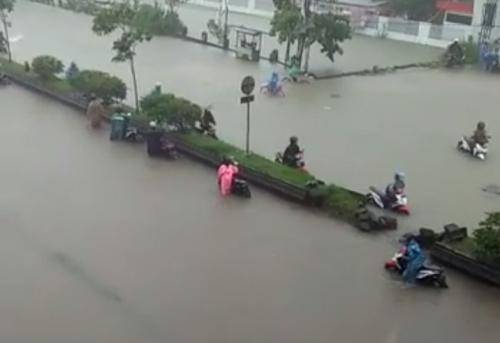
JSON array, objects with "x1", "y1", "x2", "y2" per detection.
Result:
[{"x1": 422, "y1": 262, "x2": 442, "y2": 271}]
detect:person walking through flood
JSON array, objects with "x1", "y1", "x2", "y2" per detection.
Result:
[
  {"x1": 86, "y1": 95, "x2": 106, "y2": 128},
  {"x1": 217, "y1": 156, "x2": 239, "y2": 196}
]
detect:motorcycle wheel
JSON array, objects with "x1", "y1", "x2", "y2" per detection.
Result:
[{"x1": 436, "y1": 275, "x2": 449, "y2": 289}]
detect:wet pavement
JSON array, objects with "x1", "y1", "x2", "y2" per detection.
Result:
[
  {"x1": 6, "y1": 3, "x2": 500, "y2": 231},
  {"x1": 2, "y1": 84, "x2": 500, "y2": 343}
]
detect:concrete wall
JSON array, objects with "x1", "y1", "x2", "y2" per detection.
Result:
[{"x1": 187, "y1": 0, "x2": 471, "y2": 48}]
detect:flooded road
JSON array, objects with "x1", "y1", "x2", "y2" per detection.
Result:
[
  {"x1": 2, "y1": 84, "x2": 500, "y2": 343},
  {"x1": 6, "y1": 1, "x2": 500, "y2": 231}
]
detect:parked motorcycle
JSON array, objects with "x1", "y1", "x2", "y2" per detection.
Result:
[
  {"x1": 110, "y1": 112, "x2": 144, "y2": 142},
  {"x1": 385, "y1": 247, "x2": 448, "y2": 288},
  {"x1": 457, "y1": 136, "x2": 488, "y2": 160},
  {"x1": 366, "y1": 186, "x2": 410, "y2": 215}
]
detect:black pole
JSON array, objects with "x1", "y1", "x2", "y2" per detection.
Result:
[{"x1": 246, "y1": 101, "x2": 250, "y2": 154}]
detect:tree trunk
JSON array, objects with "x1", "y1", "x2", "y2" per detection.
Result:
[
  {"x1": 303, "y1": 43, "x2": 311, "y2": 73},
  {"x1": 1, "y1": 15, "x2": 12, "y2": 62},
  {"x1": 129, "y1": 56, "x2": 140, "y2": 113},
  {"x1": 285, "y1": 39, "x2": 291, "y2": 65}
]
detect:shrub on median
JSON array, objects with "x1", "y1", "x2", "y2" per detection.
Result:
[
  {"x1": 32, "y1": 55, "x2": 64, "y2": 80},
  {"x1": 473, "y1": 212, "x2": 500, "y2": 265},
  {"x1": 140, "y1": 91, "x2": 201, "y2": 131},
  {"x1": 70, "y1": 70, "x2": 126, "y2": 105}
]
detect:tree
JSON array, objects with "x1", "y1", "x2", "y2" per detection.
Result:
[
  {"x1": 271, "y1": 0, "x2": 351, "y2": 70},
  {"x1": 270, "y1": 0, "x2": 302, "y2": 64},
  {"x1": 141, "y1": 91, "x2": 201, "y2": 131},
  {"x1": 311, "y1": 13, "x2": 351, "y2": 62},
  {"x1": 389, "y1": 0, "x2": 436, "y2": 21},
  {"x1": 92, "y1": 0, "x2": 152, "y2": 112},
  {"x1": 32, "y1": 55, "x2": 64, "y2": 79},
  {"x1": 71, "y1": 70, "x2": 127, "y2": 104},
  {"x1": 0, "y1": 0, "x2": 15, "y2": 62},
  {"x1": 473, "y1": 212, "x2": 500, "y2": 265}
]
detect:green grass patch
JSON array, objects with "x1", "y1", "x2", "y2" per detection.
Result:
[
  {"x1": 0, "y1": 57, "x2": 75, "y2": 95},
  {"x1": 177, "y1": 132, "x2": 314, "y2": 186}
]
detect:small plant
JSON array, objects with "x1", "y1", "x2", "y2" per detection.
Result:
[
  {"x1": 65, "y1": 61, "x2": 79, "y2": 80},
  {"x1": 31, "y1": 55, "x2": 64, "y2": 80},
  {"x1": 71, "y1": 70, "x2": 126, "y2": 105},
  {"x1": 473, "y1": 212, "x2": 500, "y2": 265}
]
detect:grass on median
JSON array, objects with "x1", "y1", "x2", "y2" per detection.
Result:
[
  {"x1": 178, "y1": 132, "x2": 315, "y2": 186},
  {"x1": 0, "y1": 57, "x2": 75, "y2": 95}
]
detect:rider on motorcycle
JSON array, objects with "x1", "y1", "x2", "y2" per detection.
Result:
[
  {"x1": 470, "y1": 121, "x2": 490, "y2": 148},
  {"x1": 447, "y1": 38, "x2": 464, "y2": 63},
  {"x1": 283, "y1": 136, "x2": 301, "y2": 167},
  {"x1": 385, "y1": 171, "x2": 406, "y2": 204},
  {"x1": 401, "y1": 235, "x2": 425, "y2": 285}
]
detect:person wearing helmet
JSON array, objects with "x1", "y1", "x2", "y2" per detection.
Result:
[
  {"x1": 283, "y1": 136, "x2": 301, "y2": 167},
  {"x1": 385, "y1": 172, "x2": 406, "y2": 204},
  {"x1": 446, "y1": 38, "x2": 464, "y2": 65},
  {"x1": 470, "y1": 121, "x2": 490, "y2": 147}
]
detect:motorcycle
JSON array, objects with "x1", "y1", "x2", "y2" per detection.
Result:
[
  {"x1": 260, "y1": 81, "x2": 285, "y2": 97},
  {"x1": 457, "y1": 136, "x2": 488, "y2": 160},
  {"x1": 110, "y1": 113, "x2": 144, "y2": 142},
  {"x1": 232, "y1": 176, "x2": 251, "y2": 198},
  {"x1": 384, "y1": 247, "x2": 448, "y2": 288},
  {"x1": 366, "y1": 186, "x2": 410, "y2": 215},
  {"x1": 444, "y1": 52, "x2": 465, "y2": 68},
  {"x1": 0, "y1": 73, "x2": 11, "y2": 86},
  {"x1": 275, "y1": 150, "x2": 307, "y2": 171}
]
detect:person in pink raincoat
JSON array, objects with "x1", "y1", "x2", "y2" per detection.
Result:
[{"x1": 217, "y1": 157, "x2": 239, "y2": 196}]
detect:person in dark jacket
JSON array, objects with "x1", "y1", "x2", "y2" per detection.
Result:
[
  {"x1": 470, "y1": 121, "x2": 490, "y2": 147},
  {"x1": 283, "y1": 136, "x2": 301, "y2": 167}
]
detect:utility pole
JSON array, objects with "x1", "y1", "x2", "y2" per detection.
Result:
[{"x1": 222, "y1": 0, "x2": 229, "y2": 49}]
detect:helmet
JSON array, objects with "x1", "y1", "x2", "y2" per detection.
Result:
[
  {"x1": 453, "y1": 38, "x2": 459, "y2": 43},
  {"x1": 149, "y1": 121, "x2": 157, "y2": 128},
  {"x1": 395, "y1": 171, "x2": 405, "y2": 181},
  {"x1": 290, "y1": 136, "x2": 298, "y2": 144},
  {"x1": 477, "y1": 121, "x2": 486, "y2": 130}
]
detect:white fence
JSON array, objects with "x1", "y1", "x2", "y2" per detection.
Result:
[
  {"x1": 188, "y1": 0, "x2": 475, "y2": 48},
  {"x1": 360, "y1": 16, "x2": 475, "y2": 48}
]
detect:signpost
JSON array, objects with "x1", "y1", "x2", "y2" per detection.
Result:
[{"x1": 240, "y1": 76, "x2": 255, "y2": 154}]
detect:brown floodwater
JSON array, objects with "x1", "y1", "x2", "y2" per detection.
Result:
[{"x1": 1, "y1": 84, "x2": 500, "y2": 343}]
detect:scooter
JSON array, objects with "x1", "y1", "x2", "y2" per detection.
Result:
[
  {"x1": 0, "y1": 73, "x2": 10, "y2": 86},
  {"x1": 232, "y1": 176, "x2": 251, "y2": 198},
  {"x1": 457, "y1": 136, "x2": 488, "y2": 160},
  {"x1": 275, "y1": 150, "x2": 307, "y2": 172},
  {"x1": 366, "y1": 186, "x2": 410, "y2": 215},
  {"x1": 444, "y1": 52, "x2": 465, "y2": 68},
  {"x1": 384, "y1": 247, "x2": 448, "y2": 288}
]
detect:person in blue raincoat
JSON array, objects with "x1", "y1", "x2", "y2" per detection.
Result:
[
  {"x1": 402, "y1": 238, "x2": 425, "y2": 284},
  {"x1": 268, "y1": 72, "x2": 280, "y2": 94}
]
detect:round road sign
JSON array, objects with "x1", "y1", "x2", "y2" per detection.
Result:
[{"x1": 241, "y1": 76, "x2": 255, "y2": 95}]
